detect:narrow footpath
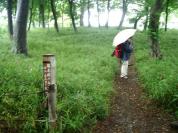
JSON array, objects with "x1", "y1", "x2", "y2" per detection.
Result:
[{"x1": 93, "y1": 58, "x2": 177, "y2": 133}]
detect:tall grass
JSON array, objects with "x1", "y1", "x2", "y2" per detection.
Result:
[
  {"x1": 134, "y1": 30, "x2": 178, "y2": 115},
  {"x1": 2, "y1": 27, "x2": 178, "y2": 132},
  {"x1": 0, "y1": 28, "x2": 118, "y2": 132}
]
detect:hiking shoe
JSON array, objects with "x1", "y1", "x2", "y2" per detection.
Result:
[
  {"x1": 123, "y1": 76, "x2": 128, "y2": 79},
  {"x1": 120, "y1": 75, "x2": 128, "y2": 79}
]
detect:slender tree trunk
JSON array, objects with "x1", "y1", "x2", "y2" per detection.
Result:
[
  {"x1": 61, "y1": 5, "x2": 64, "y2": 28},
  {"x1": 105, "y1": 0, "x2": 110, "y2": 28},
  {"x1": 39, "y1": 0, "x2": 45, "y2": 28},
  {"x1": 13, "y1": 0, "x2": 29, "y2": 55},
  {"x1": 118, "y1": 0, "x2": 127, "y2": 29},
  {"x1": 148, "y1": 0, "x2": 166, "y2": 59},
  {"x1": 165, "y1": 0, "x2": 169, "y2": 31},
  {"x1": 50, "y1": 0, "x2": 59, "y2": 32},
  {"x1": 134, "y1": 16, "x2": 141, "y2": 29},
  {"x1": 68, "y1": 0, "x2": 77, "y2": 32},
  {"x1": 144, "y1": 6, "x2": 149, "y2": 31},
  {"x1": 28, "y1": 0, "x2": 33, "y2": 31},
  {"x1": 7, "y1": 0, "x2": 13, "y2": 39},
  {"x1": 80, "y1": 0, "x2": 85, "y2": 26},
  {"x1": 61, "y1": 14, "x2": 64, "y2": 28},
  {"x1": 87, "y1": 0, "x2": 91, "y2": 27},
  {"x1": 48, "y1": 0, "x2": 50, "y2": 28},
  {"x1": 96, "y1": 0, "x2": 100, "y2": 28}
]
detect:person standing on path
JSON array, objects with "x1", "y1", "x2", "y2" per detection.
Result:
[
  {"x1": 112, "y1": 37, "x2": 133, "y2": 79},
  {"x1": 120, "y1": 37, "x2": 133, "y2": 78}
]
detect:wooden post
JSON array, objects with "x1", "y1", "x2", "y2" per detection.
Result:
[{"x1": 43, "y1": 54, "x2": 57, "y2": 129}]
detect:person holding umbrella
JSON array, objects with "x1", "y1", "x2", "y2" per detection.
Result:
[{"x1": 112, "y1": 29, "x2": 136, "y2": 79}]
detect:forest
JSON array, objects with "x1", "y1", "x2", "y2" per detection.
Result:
[{"x1": 1, "y1": 0, "x2": 178, "y2": 132}]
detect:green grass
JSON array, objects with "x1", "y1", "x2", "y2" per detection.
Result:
[
  {"x1": 2, "y1": 27, "x2": 178, "y2": 132},
  {"x1": 134, "y1": 30, "x2": 178, "y2": 114},
  {"x1": 0, "y1": 28, "x2": 118, "y2": 132}
]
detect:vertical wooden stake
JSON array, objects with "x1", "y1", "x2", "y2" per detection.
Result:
[{"x1": 43, "y1": 54, "x2": 57, "y2": 129}]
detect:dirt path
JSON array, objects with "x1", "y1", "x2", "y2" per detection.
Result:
[{"x1": 93, "y1": 59, "x2": 177, "y2": 133}]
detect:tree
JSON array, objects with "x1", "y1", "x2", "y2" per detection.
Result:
[
  {"x1": 13, "y1": 0, "x2": 29, "y2": 55},
  {"x1": 79, "y1": 0, "x2": 86, "y2": 26},
  {"x1": 68, "y1": 0, "x2": 77, "y2": 32},
  {"x1": 105, "y1": 0, "x2": 111, "y2": 28},
  {"x1": 96, "y1": 0, "x2": 100, "y2": 27},
  {"x1": 7, "y1": 0, "x2": 13, "y2": 39},
  {"x1": 118, "y1": 0, "x2": 128, "y2": 29},
  {"x1": 87, "y1": 0, "x2": 91, "y2": 27},
  {"x1": 164, "y1": 0, "x2": 178, "y2": 31},
  {"x1": 28, "y1": 0, "x2": 33, "y2": 31},
  {"x1": 148, "y1": 0, "x2": 166, "y2": 59},
  {"x1": 143, "y1": 5, "x2": 149, "y2": 31},
  {"x1": 50, "y1": 0, "x2": 59, "y2": 32},
  {"x1": 39, "y1": 0, "x2": 45, "y2": 28},
  {"x1": 133, "y1": 15, "x2": 142, "y2": 29}
]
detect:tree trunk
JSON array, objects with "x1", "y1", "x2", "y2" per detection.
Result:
[
  {"x1": 47, "y1": 0, "x2": 50, "y2": 28},
  {"x1": 144, "y1": 6, "x2": 149, "y2": 31},
  {"x1": 134, "y1": 16, "x2": 141, "y2": 29},
  {"x1": 165, "y1": 0, "x2": 169, "y2": 31},
  {"x1": 68, "y1": 0, "x2": 77, "y2": 32},
  {"x1": 148, "y1": 0, "x2": 166, "y2": 59},
  {"x1": 96, "y1": 0, "x2": 100, "y2": 28},
  {"x1": 87, "y1": 0, "x2": 91, "y2": 27},
  {"x1": 7, "y1": 0, "x2": 13, "y2": 39},
  {"x1": 28, "y1": 0, "x2": 33, "y2": 31},
  {"x1": 50, "y1": 0, "x2": 59, "y2": 32},
  {"x1": 61, "y1": 5, "x2": 64, "y2": 28},
  {"x1": 39, "y1": 0, "x2": 45, "y2": 28},
  {"x1": 118, "y1": 0, "x2": 127, "y2": 29},
  {"x1": 105, "y1": 0, "x2": 110, "y2": 28},
  {"x1": 80, "y1": 0, "x2": 85, "y2": 26},
  {"x1": 13, "y1": 0, "x2": 29, "y2": 55}
]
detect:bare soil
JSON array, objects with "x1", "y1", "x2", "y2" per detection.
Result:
[{"x1": 92, "y1": 59, "x2": 177, "y2": 133}]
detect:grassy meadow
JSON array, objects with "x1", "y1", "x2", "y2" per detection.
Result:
[
  {"x1": 0, "y1": 28, "x2": 118, "y2": 132},
  {"x1": 1, "y1": 27, "x2": 178, "y2": 132}
]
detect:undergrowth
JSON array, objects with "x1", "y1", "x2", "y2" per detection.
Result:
[
  {"x1": 134, "y1": 30, "x2": 178, "y2": 117},
  {"x1": 0, "y1": 28, "x2": 118, "y2": 132}
]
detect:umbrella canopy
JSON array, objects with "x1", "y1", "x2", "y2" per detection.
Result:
[{"x1": 113, "y1": 29, "x2": 136, "y2": 47}]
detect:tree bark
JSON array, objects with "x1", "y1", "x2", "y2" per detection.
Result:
[
  {"x1": 96, "y1": 0, "x2": 100, "y2": 28},
  {"x1": 148, "y1": 0, "x2": 166, "y2": 59},
  {"x1": 28, "y1": 0, "x2": 33, "y2": 31},
  {"x1": 39, "y1": 0, "x2": 45, "y2": 28},
  {"x1": 47, "y1": 0, "x2": 50, "y2": 28},
  {"x1": 13, "y1": 0, "x2": 29, "y2": 55},
  {"x1": 105, "y1": 0, "x2": 110, "y2": 28},
  {"x1": 7, "y1": 0, "x2": 13, "y2": 39},
  {"x1": 80, "y1": 0, "x2": 85, "y2": 26},
  {"x1": 134, "y1": 15, "x2": 142, "y2": 29},
  {"x1": 118, "y1": 0, "x2": 127, "y2": 29},
  {"x1": 144, "y1": 6, "x2": 149, "y2": 31},
  {"x1": 50, "y1": 0, "x2": 59, "y2": 32},
  {"x1": 165, "y1": 0, "x2": 170, "y2": 31},
  {"x1": 87, "y1": 0, "x2": 91, "y2": 27},
  {"x1": 68, "y1": 0, "x2": 77, "y2": 32}
]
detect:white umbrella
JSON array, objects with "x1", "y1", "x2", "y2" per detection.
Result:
[{"x1": 113, "y1": 29, "x2": 136, "y2": 47}]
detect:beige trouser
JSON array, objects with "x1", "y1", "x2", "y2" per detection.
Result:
[{"x1": 120, "y1": 60, "x2": 128, "y2": 77}]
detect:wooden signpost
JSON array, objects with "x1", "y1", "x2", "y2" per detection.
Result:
[{"x1": 43, "y1": 54, "x2": 57, "y2": 130}]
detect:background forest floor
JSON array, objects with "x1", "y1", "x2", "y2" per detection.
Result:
[{"x1": 92, "y1": 56, "x2": 177, "y2": 133}]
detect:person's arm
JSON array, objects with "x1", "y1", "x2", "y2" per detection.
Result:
[{"x1": 123, "y1": 42, "x2": 133, "y2": 53}]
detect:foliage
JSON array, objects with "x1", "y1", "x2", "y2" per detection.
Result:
[{"x1": 0, "y1": 28, "x2": 118, "y2": 132}]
